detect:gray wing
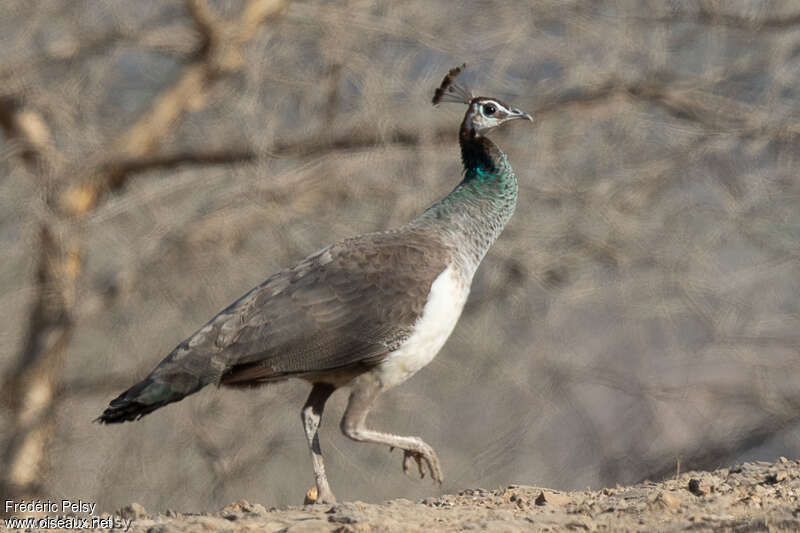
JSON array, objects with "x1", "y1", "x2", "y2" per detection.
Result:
[{"x1": 154, "y1": 228, "x2": 453, "y2": 387}]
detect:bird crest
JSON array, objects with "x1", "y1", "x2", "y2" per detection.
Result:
[{"x1": 432, "y1": 63, "x2": 473, "y2": 105}]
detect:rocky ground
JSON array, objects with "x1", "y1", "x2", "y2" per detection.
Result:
[{"x1": 80, "y1": 459, "x2": 800, "y2": 532}]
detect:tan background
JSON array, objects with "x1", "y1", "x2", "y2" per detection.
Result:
[{"x1": 1, "y1": 0, "x2": 799, "y2": 514}]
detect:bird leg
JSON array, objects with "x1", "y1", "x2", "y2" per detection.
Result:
[
  {"x1": 340, "y1": 372, "x2": 443, "y2": 484},
  {"x1": 302, "y1": 382, "x2": 337, "y2": 504}
]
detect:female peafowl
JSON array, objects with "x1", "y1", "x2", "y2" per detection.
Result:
[{"x1": 98, "y1": 64, "x2": 532, "y2": 504}]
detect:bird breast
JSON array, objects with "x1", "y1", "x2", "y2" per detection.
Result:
[{"x1": 375, "y1": 265, "x2": 469, "y2": 390}]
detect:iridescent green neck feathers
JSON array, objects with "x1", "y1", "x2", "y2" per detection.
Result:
[{"x1": 416, "y1": 133, "x2": 518, "y2": 274}]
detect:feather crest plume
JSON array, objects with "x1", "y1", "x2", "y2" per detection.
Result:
[{"x1": 432, "y1": 63, "x2": 472, "y2": 105}]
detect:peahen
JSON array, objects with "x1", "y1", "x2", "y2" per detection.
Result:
[{"x1": 98, "y1": 64, "x2": 532, "y2": 504}]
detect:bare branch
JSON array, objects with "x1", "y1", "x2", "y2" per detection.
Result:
[
  {"x1": 651, "y1": 7, "x2": 800, "y2": 32},
  {"x1": 0, "y1": 96, "x2": 52, "y2": 171},
  {"x1": 59, "y1": 0, "x2": 287, "y2": 217},
  {"x1": 2, "y1": 0, "x2": 288, "y2": 502},
  {"x1": 105, "y1": 148, "x2": 257, "y2": 179},
  {"x1": 2, "y1": 225, "x2": 79, "y2": 496},
  {"x1": 270, "y1": 126, "x2": 454, "y2": 158}
]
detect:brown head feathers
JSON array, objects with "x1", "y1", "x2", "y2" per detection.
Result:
[{"x1": 432, "y1": 63, "x2": 473, "y2": 105}]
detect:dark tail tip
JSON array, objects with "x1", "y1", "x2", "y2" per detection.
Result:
[
  {"x1": 96, "y1": 378, "x2": 185, "y2": 424},
  {"x1": 95, "y1": 399, "x2": 162, "y2": 424}
]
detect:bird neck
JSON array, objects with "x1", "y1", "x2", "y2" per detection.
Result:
[{"x1": 416, "y1": 130, "x2": 518, "y2": 275}]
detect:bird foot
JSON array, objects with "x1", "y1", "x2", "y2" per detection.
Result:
[
  {"x1": 304, "y1": 486, "x2": 336, "y2": 505},
  {"x1": 399, "y1": 445, "x2": 443, "y2": 484}
]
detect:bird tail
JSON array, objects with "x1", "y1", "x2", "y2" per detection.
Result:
[{"x1": 95, "y1": 374, "x2": 201, "y2": 424}]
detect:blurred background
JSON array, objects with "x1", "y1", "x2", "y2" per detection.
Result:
[{"x1": 1, "y1": 0, "x2": 800, "y2": 514}]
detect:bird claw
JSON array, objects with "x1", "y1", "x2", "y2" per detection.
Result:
[
  {"x1": 400, "y1": 448, "x2": 443, "y2": 485},
  {"x1": 402, "y1": 451, "x2": 424, "y2": 478}
]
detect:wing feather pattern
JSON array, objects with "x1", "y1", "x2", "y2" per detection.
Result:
[{"x1": 153, "y1": 228, "x2": 452, "y2": 387}]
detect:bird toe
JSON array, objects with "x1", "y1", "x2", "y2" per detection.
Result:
[{"x1": 401, "y1": 448, "x2": 443, "y2": 484}]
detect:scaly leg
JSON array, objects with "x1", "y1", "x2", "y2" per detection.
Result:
[
  {"x1": 302, "y1": 382, "x2": 337, "y2": 504},
  {"x1": 340, "y1": 372, "x2": 443, "y2": 484}
]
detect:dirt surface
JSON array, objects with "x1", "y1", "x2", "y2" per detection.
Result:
[{"x1": 61, "y1": 459, "x2": 800, "y2": 532}]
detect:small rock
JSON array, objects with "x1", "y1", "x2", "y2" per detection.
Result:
[
  {"x1": 250, "y1": 503, "x2": 268, "y2": 515},
  {"x1": 221, "y1": 499, "x2": 262, "y2": 520},
  {"x1": 688, "y1": 479, "x2": 704, "y2": 496},
  {"x1": 764, "y1": 472, "x2": 788, "y2": 484},
  {"x1": 654, "y1": 492, "x2": 681, "y2": 510},
  {"x1": 539, "y1": 490, "x2": 573, "y2": 506},
  {"x1": 117, "y1": 502, "x2": 147, "y2": 520},
  {"x1": 222, "y1": 499, "x2": 254, "y2": 513},
  {"x1": 535, "y1": 492, "x2": 547, "y2": 506}
]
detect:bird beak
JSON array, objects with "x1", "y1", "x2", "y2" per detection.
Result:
[{"x1": 509, "y1": 106, "x2": 533, "y2": 122}]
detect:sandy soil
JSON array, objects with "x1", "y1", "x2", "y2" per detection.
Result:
[{"x1": 75, "y1": 459, "x2": 800, "y2": 532}]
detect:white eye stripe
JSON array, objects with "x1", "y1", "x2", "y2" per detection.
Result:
[
  {"x1": 481, "y1": 100, "x2": 502, "y2": 116},
  {"x1": 464, "y1": 99, "x2": 510, "y2": 134}
]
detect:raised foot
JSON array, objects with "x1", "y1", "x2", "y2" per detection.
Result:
[{"x1": 392, "y1": 443, "x2": 443, "y2": 484}]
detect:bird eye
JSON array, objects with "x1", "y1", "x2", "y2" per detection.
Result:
[{"x1": 483, "y1": 103, "x2": 497, "y2": 116}]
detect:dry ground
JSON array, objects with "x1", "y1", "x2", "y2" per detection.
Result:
[{"x1": 54, "y1": 459, "x2": 800, "y2": 533}]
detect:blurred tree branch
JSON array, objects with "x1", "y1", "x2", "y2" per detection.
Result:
[
  {"x1": 270, "y1": 126, "x2": 454, "y2": 157},
  {"x1": 1, "y1": 0, "x2": 286, "y2": 502},
  {"x1": 104, "y1": 148, "x2": 257, "y2": 181},
  {"x1": 652, "y1": 6, "x2": 800, "y2": 31},
  {"x1": 60, "y1": 0, "x2": 287, "y2": 213},
  {"x1": 0, "y1": 95, "x2": 52, "y2": 171},
  {"x1": 0, "y1": 26, "x2": 198, "y2": 95}
]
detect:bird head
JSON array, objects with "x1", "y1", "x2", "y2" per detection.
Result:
[
  {"x1": 432, "y1": 64, "x2": 532, "y2": 137},
  {"x1": 462, "y1": 97, "x2": 533, "y2": 137}
]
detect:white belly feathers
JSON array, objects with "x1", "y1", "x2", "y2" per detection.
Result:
[{"x1": 376, "y1": 265, "x2": 469, "y2": 389}]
